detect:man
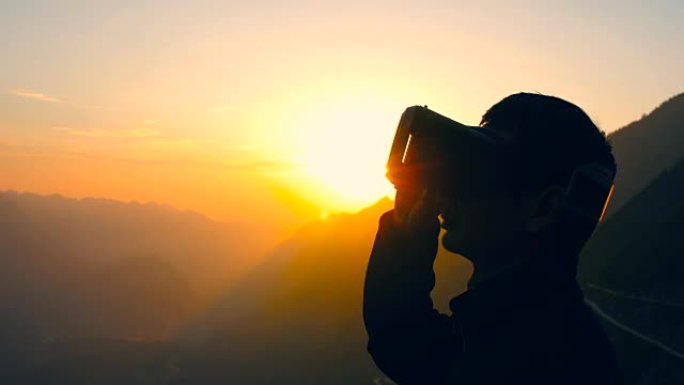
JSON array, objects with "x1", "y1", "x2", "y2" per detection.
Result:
[{"x1": 363, "y1": 93, "x2": 623, "y2": 384}]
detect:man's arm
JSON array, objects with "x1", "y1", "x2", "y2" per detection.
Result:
[{"x1": 363, "y1": 209, "x2": 462, "y2": 384}]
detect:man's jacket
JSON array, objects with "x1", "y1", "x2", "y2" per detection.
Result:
[{"x1": 363, "y1": 210, "x2": 623, "y2": 384}]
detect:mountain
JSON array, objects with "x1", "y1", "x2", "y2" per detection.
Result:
[
  {"x1": 578, "y1": 159, "x2": 684, "y2": 384},
  {"x1": 0, "y1": 191, "x2": 274, "y2": 342},
  {"x1": 605, "y1": 92, "x2": 684, "y2": 216},
  {"x1": 171, "y1": 198, "x2": 396, "y2": 384},
  {"x1": 580, "y1": 159, "x2": 684, "y2": 296},
  {"x1": 0, "y1": 196, "x2": 409, "y2": 384},
  {"x1": 169, "y1": 196, "x2": 474, "y2": 385},
  {"x1": 576, "y1": 93, "x2": 684, "y2": 384}
]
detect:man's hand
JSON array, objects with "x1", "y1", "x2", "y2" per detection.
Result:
[
  {"x1": 364, "y1": 166, "x2": 462, "y2": 384},
  {"x1": 390, "y1": 165, "x2": 441, "y2": 244}
]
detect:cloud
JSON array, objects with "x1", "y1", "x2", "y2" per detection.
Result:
[
  {"x1": 52, "y1": 126, "x2": 161, "y2": 139},
  {"x1": 9, "y1": 89, "x2": 62, "y2": 103},
  {"x1": 0, "y1": 138, "x2": 301, "y2": 176},
  {"x1": 136, "y1": 137, "x2": 217, "y2": 149},
  {"x1": 232, "y1": 159, "x2": 303, "y2": 173},
  {"x1": 0, "y1": 141, "x2": 78, "y2": 159},
  {"x1": 225, "y1": 144, "x2": 256, "y2": 152},
  {"x1": 206, "y1": 105, "x2": 237, "y2": 112},
  {"x1": 0, "y1": 141, "x2": 45, "y2": 157}
]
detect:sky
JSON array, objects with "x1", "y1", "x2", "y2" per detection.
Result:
[{"x1": 1, "y1": 0, "x2": 683, "y2": 229}]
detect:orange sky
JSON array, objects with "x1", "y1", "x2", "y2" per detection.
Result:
[{"x1": 1, "y1": 1, "x2": 683, "y2": 230}]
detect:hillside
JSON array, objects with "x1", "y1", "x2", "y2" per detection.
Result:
[
  {"x1": 605, "y1": 92, "x2": 684, "y2": 216},
  {"x1": 579, "y1": 159, "x2": 684, "y2": 384},
  {"x1": 580, "y1": 159, "x2": 684, "y2": 296},
  {"x1": 170, "y1": 196, "x2": 472, "y2": 385},
  {"x1": 0, "y1": 191, "x2": 273, "y2": 342},
  {"x1": 576, "y1": 94, "x2": 684, "y2": 384},
  {"x1": 171, "y1": 199, "x2": 396, "y2": 384}
]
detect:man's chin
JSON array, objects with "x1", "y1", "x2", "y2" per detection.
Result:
[
  {"x1": 442, "y1": 231, "x2": 474, "y2": 256},
  {"x1": 441, "y1": 232, "x2": 462, "y2": 254}
]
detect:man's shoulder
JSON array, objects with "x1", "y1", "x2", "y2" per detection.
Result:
[
  {"x1": 450, "y1": 277, "x2": 621, "y2": 382},
  {"x1": 518, "y1": 292, "x2": 622, "y2": 382}
]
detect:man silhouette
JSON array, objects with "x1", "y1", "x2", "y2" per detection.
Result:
[{"x1": 363, "y1": 93, "x2": 623, "y2": 384}]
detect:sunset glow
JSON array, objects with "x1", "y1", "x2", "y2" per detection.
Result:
[
  {"x1": 288, "y1": 93, "x2": 397, "y2": 213},
  {"x1": 1, "y1": 0, "x2": 683, "y2": 230},
  {"x1": 1, "y1": 2, "x2": 682, "y2": 383}
]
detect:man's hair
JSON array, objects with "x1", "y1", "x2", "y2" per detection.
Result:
[
  {"x1": 481, "y1": 92, "x2": 616, "y2": 195},
  {"x1": 480, "y1": 92, "x2": 616, "y2": 256}
]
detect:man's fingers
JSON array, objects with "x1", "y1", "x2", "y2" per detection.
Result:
[
  {"x1": 387, "y1": 163, "x2": 434, "y2": 188},
  {"x1": 390, "y1": 162, "x2": 443, "y2": 240},
  {"x1": 407, "y1": 190, "x2": 439, "y2": 228}
]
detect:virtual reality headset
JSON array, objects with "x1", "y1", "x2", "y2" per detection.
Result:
[{"x1": 386, "y1": 105, "x2": 615, "y2": 222}]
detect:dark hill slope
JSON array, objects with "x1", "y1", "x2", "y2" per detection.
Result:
[
  {"x1": 0, "y1": 191, "x2": 271, "y2": 341},
  {"x1": 579, "y1": 159, "x2": 684, "y2": 384},
  {"x1": 174, "y1": 196, "x2": 473, "y2": 385},
  {"x1": 606, "y1": 93, "x2": 684, "y2": 216},
  {"x1": 580, "y1": 158, "x2": 684, "y2": 298}
]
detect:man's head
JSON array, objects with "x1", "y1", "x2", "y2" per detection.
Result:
[{"x1": 439, "y1": 93, "x2": 616, "y2": 273}]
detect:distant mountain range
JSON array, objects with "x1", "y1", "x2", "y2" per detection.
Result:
[
  {"x1": 0, "y1": 192, "x2": 274, "y2": 342},
  {"x1": 1, "y1": 92, "x2": 682, "y2": 384}
]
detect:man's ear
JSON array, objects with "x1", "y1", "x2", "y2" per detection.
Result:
[{"x1": 525, "y1": 185, "x2": 565, "y2": 234}]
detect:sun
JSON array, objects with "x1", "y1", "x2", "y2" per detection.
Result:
[{"x1": 290, "y1": 95, "x2": 398, "y2": 213}]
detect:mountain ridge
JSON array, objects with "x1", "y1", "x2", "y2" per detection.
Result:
[{"x1": 605, "y1": 92, "x2": 684, "y2": 216}]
